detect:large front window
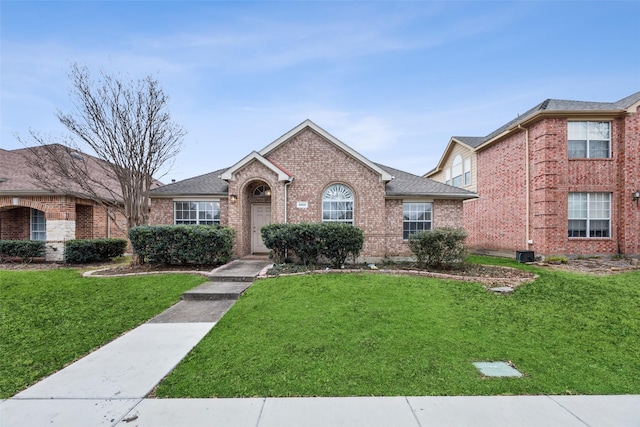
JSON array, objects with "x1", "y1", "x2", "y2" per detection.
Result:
[
  {"x1": 174, "y1": 201, "x2": 220, "y2": 225},
  {"x1": 568, "y1": 121, "x2": 610, "y2": 159},
  {"x1": 568, "y1": 193, "x2": 610, "y2": 238},
  {"x1": 403, "y1": 202, "x2": 432, "y2": 240},
  {"x1": 322, "y1": 184, "x2": 354, "y2": 224},
  {"x1": 30, "y1": 208, "x2": 46, "y2": 241}
]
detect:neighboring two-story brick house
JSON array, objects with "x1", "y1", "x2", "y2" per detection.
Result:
[
  {"x1": 426, "y1": 91, "x2": 640, "y2": 258},
  {"x1": 150, "y1": 120, "x2": 476, "y2": 260},
  {"x1": 0, "y1": 145, "x2": 128, "y2": 261}
]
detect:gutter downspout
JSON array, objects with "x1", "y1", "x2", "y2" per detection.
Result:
[
  {"x1": 284, "y1": 178, "x2": 293, "y2": 224},
  {"x1": 518, "y1": 124, "x2": 531, "y2": 248}
]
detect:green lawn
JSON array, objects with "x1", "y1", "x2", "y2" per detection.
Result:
[
  {"x1": 0, "y1": 269, "x2": 206, "y2": 398},
  {"x1": 156, "y1": 258, "x2": 640, "y2": 397}
]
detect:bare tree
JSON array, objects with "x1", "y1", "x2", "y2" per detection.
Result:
[{"x1": 20, "y1": 63, "x2": 186, "y2": 235}]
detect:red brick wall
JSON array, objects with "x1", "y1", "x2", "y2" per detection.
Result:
[
  {"x1": 0, "y1": 207, "x2": 30, "y2": 240},
  {"x1": 618, "y1": 106, "x2": 640, "y2": 255},
  {"x1": 466, "y1": 109, "x2": 640, "y2": 257},
  {"x1": 464, "y1": 131, "x2": 528, "y2": 252},
  {"x1": 149, "y1": 198, "x2": 174, "y2": 225},
  {"x1": 75, "y1": 204, "x2": 93, "y2": 239},
  {"x1": 0, "y1": 195, "x2": 128, "y2": 242}
]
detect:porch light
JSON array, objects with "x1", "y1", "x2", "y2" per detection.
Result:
[
  {"x1": 265, "y1": 189, "x2": 272, "y2": 196},
  {"x1": 633, "y1": 190, "x2": 640, "y2": 206},
  {"x1": 230, "y1": 194, "x2": 238, "y2": 203}
]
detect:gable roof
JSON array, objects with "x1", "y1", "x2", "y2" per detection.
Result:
[
  {"x1": 150, "y1": 168, "x2": 229, "y2": 197},
  {"x1": 150, "y1": 121, "x2": 476, "y2": 200},
  {"x1": 426, "y1": 91, "x2": 640, "y2": 178},
  {"x1": 259, "y1": 119, "x2": 394, "y2": 182},
  {"x1": 425, "y1": 136, "x2": 480, "y2": 177},
  {"x1": 475, "y1": 91, "x2": 640, "y2": 151},
  {"x1": 0, "y1": 144, "x2": 129, "y2": 202},
  {"x1": 219, "y1": 151, "x2": 293, "y2": 182},
  {"x1": 380, "y1": 164, "x2": 476, "y2": 199}
]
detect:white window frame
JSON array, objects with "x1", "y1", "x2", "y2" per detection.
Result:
[
  {"x1": 30, "y1": 208, "x2": 46, "y2": 241},
  {"x1": 568, "y1": 121, "x2": 611, "y2": 159},
  {"x1": 402, "y1": 202, "x2": 433, "y2": 240},
  {"x1": 568, "y1": 192, "x2": 610, "y2": 238},
  {"x1": 451, "y1": 155, "x2": 463, "y2": 187},
  {"x1": 463, "y1": 158, "x2": 471, "y2": 186},
  {"x1": 174, "y1": 201, "x2": 220, "y2": 225},
  {"x1": 322, "y1": 184, "x2": 354, "y2": 224}
]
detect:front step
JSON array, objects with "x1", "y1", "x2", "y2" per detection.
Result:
[
  {"x1": 182, "y1": 281, "x2": 253, "y2": 301},
  {"x1": 207, "y1": 275, "x2": 255, "y2": 282}
]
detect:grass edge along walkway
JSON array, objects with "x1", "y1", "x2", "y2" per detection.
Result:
[
  {"x1": 0, "y1": 269, "x2": 207, "y2": 398},
  {"x1": 156, "y1": 259, "x2": 640, "y2": 398}
]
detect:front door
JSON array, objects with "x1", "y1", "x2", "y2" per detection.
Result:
[{"x1": 251, "y1": 203, "x2": 271, "y2": 253}]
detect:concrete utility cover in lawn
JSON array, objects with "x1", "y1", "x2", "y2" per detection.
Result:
[{"x1": 473, "y1": 362, "x2": 523, "y2": 377}]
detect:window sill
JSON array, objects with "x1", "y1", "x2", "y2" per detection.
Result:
[
  {"x1": 568, "y1": 158, "x2": 613, "y2": 161},
  {"x1": 567, "y1": 237, "x2": 612, "y2": 241}
]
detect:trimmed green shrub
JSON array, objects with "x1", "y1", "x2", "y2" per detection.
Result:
[
  {"x1": 408, "y1": 227, "x2": 467, "y2": 268},
  {"x1": 64, "y1": 238, "x2": 127, "y2": 264},
  {"x1": 261, "y1": 223, "x2": 290, "y2": 263},
  {"x1": 319, "y1": 222, "x2": 364, "y2": 268},
  {"x1": 128, "y1": 225, "x2": 235, "y2": 265},
  {"x1": 261, "y1": 222, "x2": 364, "y2": 267},
  {"x1": 0, "y1": 240, "x2": 46, "y2": 262},
  {"x1": 288, "y1": 223, "x2": 323, "y2": 266}
]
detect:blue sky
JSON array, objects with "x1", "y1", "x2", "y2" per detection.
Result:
[{"x1": 2, "y1": 1, "x2": 639, "y2": 182}]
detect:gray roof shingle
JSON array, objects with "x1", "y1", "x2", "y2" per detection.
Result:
[
  {"x1": 379, "y1": 164, "x2": 476, "y2": 198},
  {"x1": 150, "y1": 168, "x2": 229, "y2": 196},
  {"x1": 149, "y1": 164, "x2": 476, "y2": 199},
  {"x1": 466, "y1": 91, "x2": 640, "y2": 147}
]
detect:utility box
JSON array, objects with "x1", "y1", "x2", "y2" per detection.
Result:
[{"x1": 516, "y1": 250, "x2": 535, "y2": 263}]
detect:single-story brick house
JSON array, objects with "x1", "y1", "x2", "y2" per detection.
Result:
[
  {"x1": 150, "y1": 120, "x2": 476, "y2": 260},
  {"x1": 0, "y1": 145, "x2": 128, "y2": 261},
  {"x1": 426, "y1": 91, "x2": 640, "y2": 258}
]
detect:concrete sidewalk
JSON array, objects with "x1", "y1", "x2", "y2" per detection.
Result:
[{"x1": 2, "y1": 259, "x2": 639, "y2": 426}]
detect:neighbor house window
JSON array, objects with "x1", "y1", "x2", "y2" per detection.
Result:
[
  {"x1": 403, "y1": 202, "x2": 432, "y2": 240},
  {"x1": 568, "y1": 121, "x2": 610, "y2": 158},
  {"x1": 451, "y1": 155, "x2": 463, "y2": 187},
  {"x1": 322, "y1": 184, "x2": 354, "y2": 224},
  {"x1": 568, "y1": 193, "x2": 610, "y2": 238},
  {"x1": 174, "y1": 201, "x2": 220, "y2": 225},
  {"x1": 464, "y1": 158, "x2": 471, "y2": 186},
  {"x1": 30, "y1": 208, "x2": 46, "y2": 241}
]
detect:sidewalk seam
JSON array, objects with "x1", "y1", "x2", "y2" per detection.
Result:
[
  {"x1": 546, "y1": 395, "x2": 591, "y2": 427},
  {"x1": 110, "y1": 397, "x2": 144, "y2": 427},
  {"x1": 404, "y1": 396, "x2": 424, "y2": 427},
  {"x1": 254, "y1": 397, "x2": 267, "y2": 427}
]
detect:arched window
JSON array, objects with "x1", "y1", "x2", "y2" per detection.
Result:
[
  {"x1": 322, "y1": 184, "x2": 354, "y2": 224},
  {"x1": 253, "y1": 185, "x2": 271, "y2": 197},
  {"x1": 451, "y1": 155, "x2": 463, "y2": 187}
]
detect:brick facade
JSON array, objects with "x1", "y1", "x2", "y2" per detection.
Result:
[
  {"x1": 150, "y1": 125, "x2": 468, "y2": 261},
  {"x1": 0, "y1": 195, "x2": 127, "y2": 261},
  {"x1": 463, "y1": 105, "x2": 640, "y2": 257}
]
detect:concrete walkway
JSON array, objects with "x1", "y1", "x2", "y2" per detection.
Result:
[{"x1": 2, "y1": 259, "x2": 639, "y2": 426}]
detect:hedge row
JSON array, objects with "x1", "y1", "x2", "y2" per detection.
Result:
[
  {"x1": 261, "y1": 222, "x2": 364, "y2": 268},
  {"x1": 0, "y1": 240, "x2": 46, "y2": 262},
  {"x1": 129, "y1": 225, "x2": 235, "y2": 265},
  {"x1": 408, "y1": 227, "x2": 467, "y2": 268},
  {"x1": 64, "y1": 238, "x2": 128, "y2": 264}
]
